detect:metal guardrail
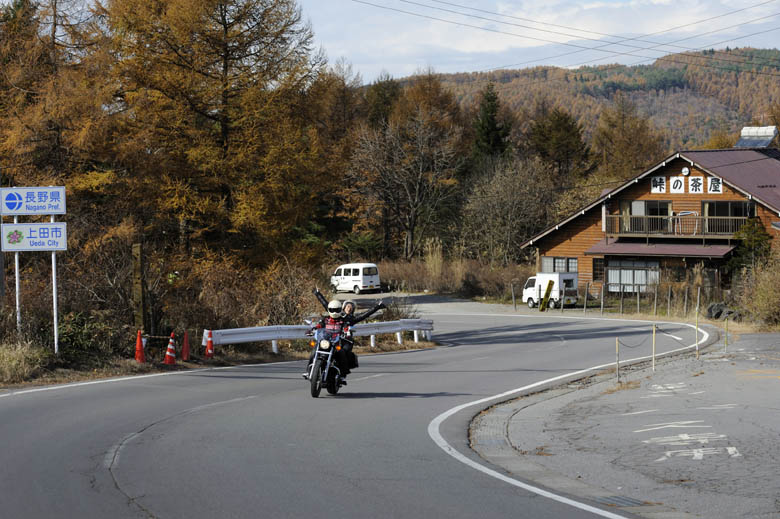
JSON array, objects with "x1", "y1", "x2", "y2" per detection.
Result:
[{"x1": 202, "y1": 319, "x2": 434, "y2": 347}]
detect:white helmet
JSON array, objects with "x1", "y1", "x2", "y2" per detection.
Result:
[{"x1": 327, "y1": 299, "x2": 343, "y2": 318}]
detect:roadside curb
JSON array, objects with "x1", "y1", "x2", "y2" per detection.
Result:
[{"x1": 468, "y1": 323, "x2": 721, "y2": 519}]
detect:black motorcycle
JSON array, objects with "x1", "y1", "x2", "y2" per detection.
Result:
[{"x1": 306, "y1": 327, "x2": 348, "y2": 397}]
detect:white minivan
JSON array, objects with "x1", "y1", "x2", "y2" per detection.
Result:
[
  {"x1": 522, "y1": 272, "x2": 578, "y2": 309},
  {"x1": 330, "y1": 263, "x2": 381, "y2": 294}
]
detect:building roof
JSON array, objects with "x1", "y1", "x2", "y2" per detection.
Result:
[
  {"x1": 522, "y1": 148, "x2": 780, "y2": 249},
  {"x1": 682, "y1": 149, "x2": 780, "y2": 212},
  {"x1": 773, "y1": 222, "x2": 780, "y2": 231},
  {"x1": 585, "y1": 240, "x2": 735, "y2": 258}
]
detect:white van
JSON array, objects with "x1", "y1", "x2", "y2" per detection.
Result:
[
  {"x1": 522, "y1": 272, "x2": 578, "y2": 309},
  {"x1": 330, "y1": 263, "x2": 381, "y2": 294}
]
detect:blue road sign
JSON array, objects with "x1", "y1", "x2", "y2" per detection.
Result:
[{"x1": 0, "y1": 187, "x2": 66, "y2": 215}]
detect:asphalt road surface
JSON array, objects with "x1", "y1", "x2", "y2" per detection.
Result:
[{"x1": 0, "y1": 298, "x2": 704, "y2": 519}]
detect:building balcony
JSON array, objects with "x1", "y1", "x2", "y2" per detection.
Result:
[{"x1": 605, "y1": 215, "x2": 748, "y2": 238}]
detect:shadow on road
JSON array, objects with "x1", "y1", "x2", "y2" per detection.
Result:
[
  {"x1": 434, "y1": 321, "x2": 680, "y2": 347},
  {"x1": 336, "y1": 391, "x2": 471, "y2": 399}
]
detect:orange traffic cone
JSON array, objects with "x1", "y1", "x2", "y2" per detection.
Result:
[
  {"x1": 134, "y1": 330, "x2": 145, "y2": 363},
  {"x1": 164, "y1": 332, "x2": 176, "y2": 365},
  {"x1": 181, "y1": 331, "x2": 190, "y2": 361},
  {"x1": 204, "y1": 330, "x2": 214, "y2": 359}
]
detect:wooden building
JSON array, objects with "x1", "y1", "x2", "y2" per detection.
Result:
[{"x1": 521, "y1": 142, "x2": 780, "y2": 292}]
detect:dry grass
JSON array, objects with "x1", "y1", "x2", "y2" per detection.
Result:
[
  {"x1": 0, "y1": 340, "x2": 51, "y2": 385},
  {"x1": 379, "y1": 258, "x2": 535, "y2": 300},
  {"x1": 602, "y1": 380, "x2": 641, "y2": 394}
]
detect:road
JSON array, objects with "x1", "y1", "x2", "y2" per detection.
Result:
[{"x1": 0, "y1": 298, "x2": 703, "y2": 518}]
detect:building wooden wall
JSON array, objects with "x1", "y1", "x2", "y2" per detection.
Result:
[{"x1": 532, "y1": 157, "x2": 780, "y2": 288}]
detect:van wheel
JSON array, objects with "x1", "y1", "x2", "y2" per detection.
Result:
[
  {"x1": 527, "y1": 298, "x2": 535, "y2": 309},
  {"x1": 353, "y1": 286, "x2": 361, "y2": 295},
  {"x1": 331, "y1": 284, "x2": 338, "y2": 293},
  {"x1": 548, "y1": 299, "x2": 556, "y2": 309}
]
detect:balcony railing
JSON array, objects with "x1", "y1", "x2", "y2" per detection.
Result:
[{"x1": 605, "y1": 215, "x2": 748, "y2": 237}]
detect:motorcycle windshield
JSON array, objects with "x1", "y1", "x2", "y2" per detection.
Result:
[{"x1": 315, "y1": 329, "x2": 340, "y2": 343}]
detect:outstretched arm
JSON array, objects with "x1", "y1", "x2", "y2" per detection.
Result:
[
  {"x1": 349, "y1": 301, "x2": 386, "y2": 325},
  {"x1": 313, "y1": 287, "x2": 329, "y2": 310}
]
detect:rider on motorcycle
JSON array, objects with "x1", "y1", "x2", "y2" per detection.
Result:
[{"x1": 305, "y1": 288, "x2": 386, "y2": 380}]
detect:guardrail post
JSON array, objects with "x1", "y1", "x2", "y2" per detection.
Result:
[
  {"x1": 271, "y1": 340, "x2": 279, "y2": 354},
  {"x1": 511, "y1": 282, "x2": 516, "y2": 311},
  {"x1": 583, "y1": 282, "x2": 589, "y2": 314},
  {"x1": 653, "y1": 284, "x2": 658, "y2": 316},
  {"x1": 600, "y1": 285, "x2": 604, "y2": 315},
  {"x1": 616, "y1": 337, "x2": 620, "y2": 383},
  {"x1": 636, "y1": 287, "x2": 640, "y2": 314},
  {"x1": 425, "y1": 330, "x2": 432, "y2": 341},
  {"x1": 396, "y1": 332, "x2": 403, "y2": 345},
  {"x1": 370, "y1": 335, "x2": 376, "y2": 348},
  {"x1": 652, "y1": 324, "x2": 656, "y2": 372},
  {"x1": 413, "y1": 330, "x2": 419, "y2": 343}
]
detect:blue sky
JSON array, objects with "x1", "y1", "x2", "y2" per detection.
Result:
[{"x1": 298, "y1": 0, "x2": 780, "y2": 82}]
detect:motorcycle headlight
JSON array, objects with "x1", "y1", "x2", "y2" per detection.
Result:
[{"x1": 319, "y1": 339, "x2": 331, "y2": 350}]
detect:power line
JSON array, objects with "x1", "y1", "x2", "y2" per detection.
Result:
[
  {"x1": 407, "y1": 0, "x2": 780, "y2": 75},
  {"x1": 348, "y1": 0, "x2": 780, "y2": 98},
  {"x1": 349, "y1": 0, "x2": 780, "y2": 78},
  {"x1": 420, "y1": 0, "x2": 780, "y2": 66}
]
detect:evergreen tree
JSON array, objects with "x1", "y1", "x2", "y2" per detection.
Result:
[
  {"x1": 472, "y1": 82, "x2": 510, "y2": 159},
  {"x1": 365, "y1": 71, "x2": 401, "y2": 128},
  {"x1": 525, "y1": 103, "x2": 594, "y2": 186}
]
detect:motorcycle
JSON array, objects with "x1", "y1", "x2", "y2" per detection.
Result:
[{"x1": 305, "y1": 326, "x2": 348, "y2": 398}]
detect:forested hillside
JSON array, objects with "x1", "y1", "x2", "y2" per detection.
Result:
[{"x1": 442, "y1": 48, "x2": 780, "y2": 150}]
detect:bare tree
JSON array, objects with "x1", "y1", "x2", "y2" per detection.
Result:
[
  {"x1": 460, "y1": 156, "x2": 556, "y2": 265},
  {"x1": 350, "y1": 108, "x2": 462, "y2": 259}
]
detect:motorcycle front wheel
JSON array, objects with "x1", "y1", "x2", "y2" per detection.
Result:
[
  {"x1": 310, "y1": 360, "x2": 323, "y2": 398},
  {"x1": 326, "y1": 370, "x2": 340, "y2": 395}
]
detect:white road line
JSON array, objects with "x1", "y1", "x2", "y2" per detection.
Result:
[
  {"x1": 428, "y1": 316, "x2": 708, "y2": 519},
  {"x1": 350, "y1": 374, "x2": 386, "y2": 382},
  {"x1": 621, "y1": 409, "x2": 658, "y2": 416},
  {"x1": 634, "y1": 421, "x2": 711, "y2": 433},
  {"x1": 662, "y1": 333, "x2": 683, "y2": 341},
  {"x1": 0, "y1": 361, "x2": 299, "y2": 400},
  {"x1": 689, "y1": 391, "x2": 706, "y2": 395}
]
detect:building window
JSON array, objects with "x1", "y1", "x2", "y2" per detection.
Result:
[
  {"x1": 593, "y1": 258, "x2": 605, "y2": 282},
  {"x1": 606, "y1": 259, "x2": 659, "y2": 292},
  {"x1": 541, "y1": 256, "x2": 578, "y2": 273},
  {"x1": 702, "y1": 201, "x2": 755, "y2": 217}
]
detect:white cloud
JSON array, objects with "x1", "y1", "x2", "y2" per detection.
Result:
[{"x1": 299, "y1": 0, "x2": 780, "y2": 81}]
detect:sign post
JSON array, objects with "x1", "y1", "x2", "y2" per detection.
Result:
[{"x1": 1, "y1": 186, "x2": 67, "y2": 354}]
